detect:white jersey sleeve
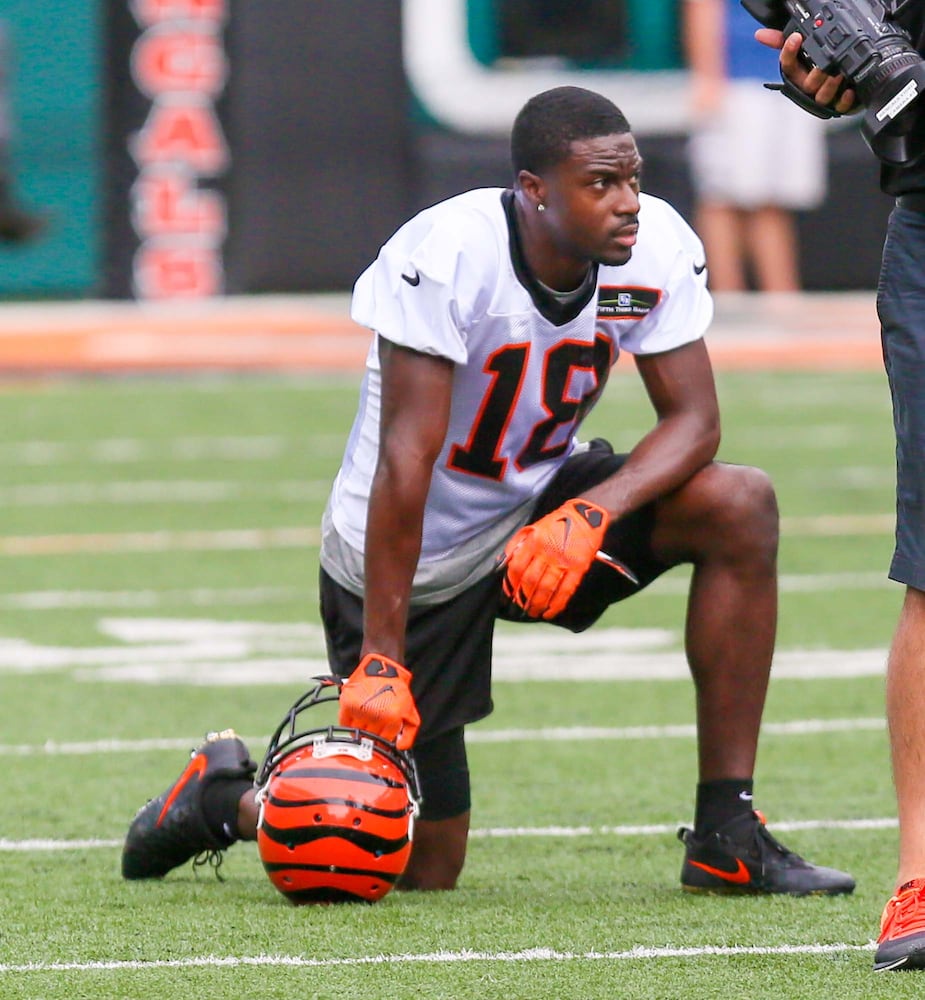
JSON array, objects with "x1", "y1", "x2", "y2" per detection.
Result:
[{"x1": 350, "y1": 193, "x2": 503, "y2": 365}]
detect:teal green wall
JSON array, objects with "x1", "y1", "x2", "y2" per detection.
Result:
[
  {"x1": 467, "y1": 0, "x2": 681, "y2": 70},
  {"x1": 0, "y1": 2, "x2": 102, "y2": 297}
]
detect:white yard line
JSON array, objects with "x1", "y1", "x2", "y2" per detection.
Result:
[
  {"x1": 652, "y1": 570, "x2": 896, "y2": 594},
  {"x1": 465, "y1": 718, "x2": 886, "y2": 742},
  {"x1": 0, "y1": 942, "x2": 877, "y2": 975},
  {"x1": 0, "y1": 817, "x2": 897, "y2": 854},
  {"x1": 0, "y1": 717, "x2": 885, "y2": 758},
  {"x1": 0, "y1": 436, "x2": 289, "y2": 465},
  {"x1": 0, "y1": 526, "x2": 320, "y2": 555},
  {"x1": 0, "y1": 518, "x2": 894, "y2": 558},
  {"x1": 0, "y1": 570, "x2": 896, "y2": 610},
  {"x1": 0, "y1": 480, "x2": 331, "y2": 506},
  {"x1": 0, "y1": 587, "x2": 299, "y2": 610},
  {"x1": 0, "y1": 434, "x2": 347, "y2": 466},
  {"x1": 780, "y1": 513, "x2": 896, "y2": 535},
  {"x1": 0, "y1": 619, "x2": 889, "y2": 683}
]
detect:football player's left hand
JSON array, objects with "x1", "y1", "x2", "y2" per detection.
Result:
[
  {"x1": 501, "y1": 497, "x2": 609, "y2": 620},
  {"x1": 339, "y1": 653, "x2": 421, "y2": 750}
]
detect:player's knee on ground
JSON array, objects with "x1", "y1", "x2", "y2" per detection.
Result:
[
  {"x1": 399, "y1": 726, "x2": 470, "y2": 890},
  {"x1": 400, "y1": 814, "x2": 470, "y2": 890}
]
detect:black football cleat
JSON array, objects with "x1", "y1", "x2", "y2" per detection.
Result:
[
  {"x1": 678, "y1": 810, "x2": 855, "y2": 896},
  {"x1": 122, "y1": 729, "x2": 256, "y2": 880},
  {"x1": 874, "y1": 879, "x2": 925, "y2": 971}
]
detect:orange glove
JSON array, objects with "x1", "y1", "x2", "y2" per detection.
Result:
[
  {"x1": 338, "y1": 653, "x2": 421, "y2": 750},
  {"x1": 502, "y1": 498, "x2": 609, "y2": 620}
]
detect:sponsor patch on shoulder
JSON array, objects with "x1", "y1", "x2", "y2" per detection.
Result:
[{"x1": 597, "y1": 286, "x2": 661, "y2": 320}]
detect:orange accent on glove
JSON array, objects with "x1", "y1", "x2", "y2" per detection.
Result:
[
  {"x1": 502, "y1": 497, "x2": 609, "y2": 620},
  {"x1": 338, "y1": 653, "x2": 421, "y2": 750}
]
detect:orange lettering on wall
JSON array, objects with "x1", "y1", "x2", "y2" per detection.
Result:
[
  {"x1": 132, "y1": 169, "x2": 225, "y2": 237},
  {"x1": 131, "y1": 99, "x2": 228, "y2": 173},
  {"x1": 132, "y1": 27, "x2": 227, "y2": 96},
  {"x1": 134, "y1": 244, "x2": 223, "y2": 298},
  {"x1": 128, "y1": 3, "x2": 229, "y2": 298},
  {"x1": 131, "y1": 0, "x2": 226, "y2": 27}
]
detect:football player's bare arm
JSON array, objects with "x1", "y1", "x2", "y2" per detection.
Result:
[
  {"x1": 361, "y1": 338, "x2": 454, "y2": 662},
  {"x1": 580, "y1": 338, "x2": 721, "y2": 519}
]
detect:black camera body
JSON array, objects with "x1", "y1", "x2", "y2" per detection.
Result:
[{"x1": 742, "y1": 0, "x2": 925, "y2": 165}]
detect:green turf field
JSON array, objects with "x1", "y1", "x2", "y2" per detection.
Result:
[{"x1": 1, "y1": 366, "x2": 918, "y2": 998}]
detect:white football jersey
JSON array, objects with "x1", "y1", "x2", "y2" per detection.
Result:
[{"x1": 321, "y1": 187, "x2": 712, "y2": 602}]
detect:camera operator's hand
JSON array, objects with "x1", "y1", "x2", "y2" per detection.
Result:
[{"x1": 757, "y1": 28, "x2": 859, "y2": 115}]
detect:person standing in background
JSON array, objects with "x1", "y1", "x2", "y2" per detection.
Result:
[
  {"x1": 756, "y1": 10, "x2": 925, "y2": 971},
  {"x1": 0, "y1": 19, "x2": 45, "y2": 244},
  {"x1": 682, "y1": 0, "x2": 828, "y2": 291}
]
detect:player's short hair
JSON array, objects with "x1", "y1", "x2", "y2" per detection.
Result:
[{"x1": 511, "y1": 86, "x2": 632, "y2": 177}]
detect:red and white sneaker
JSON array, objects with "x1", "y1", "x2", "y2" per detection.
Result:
[{"x1": 875, "y1": 879, "x2": 925, "y2": 971}]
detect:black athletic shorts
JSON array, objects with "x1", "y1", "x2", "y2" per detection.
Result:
[
  {"x1": 319, "y1": 439, "x2": 672, "y2": 742},
  {"x1": 879, "y1": 203, "x2": 925, "y2": 590}
]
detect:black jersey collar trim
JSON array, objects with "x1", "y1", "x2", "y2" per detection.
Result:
[{"x1": 501, "y1": 189, "x2": 598, "y2": 327}]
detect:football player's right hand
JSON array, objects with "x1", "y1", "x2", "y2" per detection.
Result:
[
  {"x1": 339, "y1": 653, "x2": 420, "y2": 750},
  {"x1": 501, "y1": 497, "x2": 609, "y2": 620}
]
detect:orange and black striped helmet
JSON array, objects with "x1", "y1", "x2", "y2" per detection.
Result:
[{"x1": 254, "y1": 676, "x2": 421, "y2": 904}]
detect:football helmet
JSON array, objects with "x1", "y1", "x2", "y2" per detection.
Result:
[{"x1": 254, "y1": 676, "x2": 421, "y2": 904}]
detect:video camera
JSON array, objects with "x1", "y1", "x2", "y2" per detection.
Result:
[{"x1": 742, "y1": 0, "x2": 925, "y2": 165}]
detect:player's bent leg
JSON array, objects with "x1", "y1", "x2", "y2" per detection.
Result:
[
  {"x1": 398, "y1": 813, "x2": 470, "y2": 891},
  {"x1": 651, "y1": 464, "x2": 854, "y2": 896},
  {"x1": 650, "y1": 462, "x2": 778, "y2": 780},
  {"x1": 650, "y1": 461, "x2": 779, "y2": 572}
]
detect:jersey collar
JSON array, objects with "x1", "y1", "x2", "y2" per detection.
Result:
[{"x1": 502, "y1": 190, "x2": 598, "y2": 327}]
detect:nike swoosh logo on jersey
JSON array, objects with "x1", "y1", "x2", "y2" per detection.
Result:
[
  {"x1": 156, "y1": 753, "x2": 208, "y2": 826},
  {"x1": 401, "y1": 270, "x2": 421, "y2": 286},
  {"x1": 693, "y1": 261, "x2": 707, "y2": 275},
  {"x1": 688, "y1": 857, "x2": 751, "y2": 884}
]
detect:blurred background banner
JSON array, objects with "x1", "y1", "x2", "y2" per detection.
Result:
[
  {"x1": 104, "y1": 0, "x2": 231, "y2": 299},
  {"x1": 0, "y1": 0, "x2": 897, "y2": 299}
]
